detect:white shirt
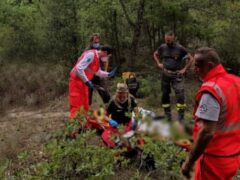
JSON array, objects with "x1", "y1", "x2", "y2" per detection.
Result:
[
  {"x1": 195, "y1": 93, "x2": 220, "y2": 121},
  {"x1": 75, "y1": 51, "x2": 108, "y2": 82}
]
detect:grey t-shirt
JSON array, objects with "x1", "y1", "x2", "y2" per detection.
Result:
[{"x1": 195, "y1": 93, "x2": 220, "y2": 121}]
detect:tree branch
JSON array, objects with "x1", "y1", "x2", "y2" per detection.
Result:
[{"x1": 119, "y1": 0, "x2": 135, "y2": 28}]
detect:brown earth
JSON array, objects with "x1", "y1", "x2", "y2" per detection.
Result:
[{"x1": 0, "y1": 96, "x2": 69, "y2": 164}]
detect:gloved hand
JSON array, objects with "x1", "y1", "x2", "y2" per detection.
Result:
[
  {"x1": 108, "y1": 67, "x2": 118, "y2": 78},
  {"x1": 109, "y1": 119, "x2": 118, "y2": 128},
  {"x1": 131, "y1": 118, "x2": 137, "y2": 130},
  {"x1": 85, "y1": 80, "x2": 94, "y2": 89}
]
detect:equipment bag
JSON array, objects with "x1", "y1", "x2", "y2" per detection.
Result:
[{"x1": 125, "y1": 73, "x2": 139, "y2": 97}]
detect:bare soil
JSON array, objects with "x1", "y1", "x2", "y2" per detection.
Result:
[{"x1": 0, "y1": 96, "x2": 69, "y2": 164}]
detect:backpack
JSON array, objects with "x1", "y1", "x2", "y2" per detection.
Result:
[{"x1": 125, "y1": 73, "x2": 139, "y2": 97}]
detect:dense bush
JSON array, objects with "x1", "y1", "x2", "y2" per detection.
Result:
[
  {"x1": 137, "y1": 75, "x2": 155, "y2": 99},
  {"x1": 142, "y1": 137, "x2": 187, "y2": 179}
]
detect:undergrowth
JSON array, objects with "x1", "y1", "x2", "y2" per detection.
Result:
[{"x1": 0, "y1": 111, "x2": 190, "y2": 180}]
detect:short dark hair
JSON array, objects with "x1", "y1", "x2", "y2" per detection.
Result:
[
  {"x1": 165, "y1": 31, "x2": 175, "y2": 36},
  {"x1": 195, "y1": 47, "x2": 221, "y2": 64},
  {"x1": 89, "y1": 33, "x2": 100, "y2": 43},
  {"x1": 100, "y1": 45, "x2": 113, "y2": 55}
]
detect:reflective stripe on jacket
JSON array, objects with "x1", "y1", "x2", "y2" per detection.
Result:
[{"x1": 193, "y1": 64, "x2": 240, "y2": 156}]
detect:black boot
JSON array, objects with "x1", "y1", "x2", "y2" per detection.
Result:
[
  {"x1": 164, "y1": 107, "x2": 172, "y2": 121},
  {"x1": 177, "y1": 109, "x2": 185, "y2": 123}
]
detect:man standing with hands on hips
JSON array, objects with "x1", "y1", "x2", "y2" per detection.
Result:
[
  {"x1": 153, "y1": 31, "x2": 193, "y2": 122},
  {"x1": 69, "y1": 45, "x2": 117, "y2": 119}
]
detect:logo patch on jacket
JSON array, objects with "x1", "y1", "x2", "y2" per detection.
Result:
[{"x1": 199, "y1": 104, "x2": 208, "y2": 113}]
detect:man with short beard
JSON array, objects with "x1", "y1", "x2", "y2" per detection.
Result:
[
  {"x1": 153, "y1": 31, "x2": 193, "y2": 122},
  {"x1": 181, "y1": 47, "x2": 240, "y2": 179}
]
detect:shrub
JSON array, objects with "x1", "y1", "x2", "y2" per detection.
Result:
[
  {"x1": 142, "y1": 137, "x2": 187, "y2": 179},
  {"x1": 1, "y1": 113, "x2": 189, "y2": 179},
  {"x1": 137, "y1": 76, "x2": 155, "y2": 98}
]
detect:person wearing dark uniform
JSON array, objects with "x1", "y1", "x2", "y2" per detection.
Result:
[
  {"x1": 85, "y1": 33, "x2": 111, "y2": 105},
  {"x1": 153, "y1": 31, "x2": 193, "y2": 122},
  {"x1": 101, "y1": 83, "x2": 138, "y2": 148},
  {"x1": 107, "y1": 83, "x2": 138, "y2": 126}
]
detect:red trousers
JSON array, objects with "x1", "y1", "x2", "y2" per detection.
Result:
[
  {"x1": 194, "y1": 154, "x2": 240, "y2": 180},
  {"x1": 69, "y1": 76, "x2": 89, "y2": 119}
]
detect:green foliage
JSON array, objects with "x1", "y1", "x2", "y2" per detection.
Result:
[
  {"x1": 0, "y1": 0, "x2": 39, "y2": 60},
  {"x1": 0, "y1": 111, "x2": 189, "y2": 179},
  {"x1": 0, "y1": 160, "x2": 11, "y2": 179},
  {"x1": 0, "y1": 0, "x2": 239, "y2": 70},
  {"x1": 136, "y1": 75, "x2": 162, "y2": 108},
  {"x1": 142, "y1": 137, "x2": 186, "y2": 179},
  {"x1": 40, "y1": 0, "x2": 81, "y2": 62},
  {"x1": 41, "y1": 131, "x2": 117, "y2": 179},
  {"x1": 17, "y1": 151, "x2": 29, "y2": 161},
  {"x1": 8, "y1": 119, "x2": 121, "y2": 179},
  {"x1": 184, "y1": 78, "x2": 200, "y2": 110},
  {"x1": 137, "y1": 76, "x2": 153, "y2": 98}
]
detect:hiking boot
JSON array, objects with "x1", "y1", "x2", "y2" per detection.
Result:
[
  {"x1": 164, "y1": 107, "x2": 172, "y2": 121},
  {"x1": 177, "y1": 109, "x2": 185, "y2": 123}
]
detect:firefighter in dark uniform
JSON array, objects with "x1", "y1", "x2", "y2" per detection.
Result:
[{"x1": 153, "y1": 31, "x2": 193, "y2": 122}]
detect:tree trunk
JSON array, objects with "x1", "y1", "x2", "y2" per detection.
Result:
[
  {"x1": 144, "y1": 21, "x2": 153, "y2": 51},
  {"x1": 112, "y1": 9, "x2": 121, "y2": 66},
  {"x1": 128, "y1": 0, "x2": 145, "y2": 70},
  {"x1": 144, "y1": 20, "x2": 156, "y2": 52},
  {"x1": 119, "y1": 0, "x2": 145, "y2": 70}
]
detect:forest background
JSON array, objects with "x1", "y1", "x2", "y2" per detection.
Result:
[{"x1": 1, "y1": 0, "x2": 240, "y2": 109}]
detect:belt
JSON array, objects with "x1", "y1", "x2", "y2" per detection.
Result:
[{"x1": 163, "y1": 68, "x2": 179, "y2": 75}]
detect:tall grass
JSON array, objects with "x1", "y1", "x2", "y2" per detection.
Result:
[{"x1": 0, "y1": 62, "x2": 69, "y2": 112}]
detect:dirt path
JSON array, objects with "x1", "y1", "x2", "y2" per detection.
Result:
[{"x1": 0, "y1": 99, "x2": 69, "y2": 163}]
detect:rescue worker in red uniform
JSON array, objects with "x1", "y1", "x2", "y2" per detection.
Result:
[
  {"x1": 181, "y1": 47, "x2": 240, "y2": 179},
  {"x1": 85, "y1": 33, "x2": 111, "y2": 106},
  {"x1": 69, "y1": 45, "x2": 116, "y2": 119}
]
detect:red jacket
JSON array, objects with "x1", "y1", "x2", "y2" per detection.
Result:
[
  {"x1": 193, "y1": 64, "x2": 240, "y2": 156},
  {"x1": 70, "y1": 49, "x2": 100, "y2": 82}
]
